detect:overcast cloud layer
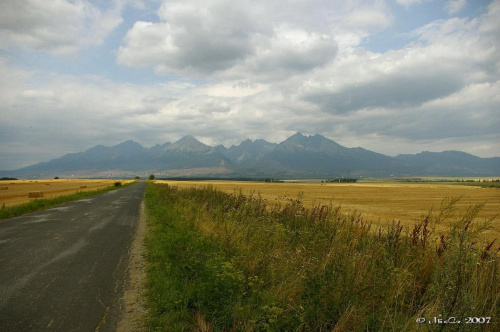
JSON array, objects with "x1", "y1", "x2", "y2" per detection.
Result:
[{"x1": 0, "y1": 0, "x2": 499, "y2": 170}]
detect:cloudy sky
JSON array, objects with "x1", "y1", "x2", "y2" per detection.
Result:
[{"x1": 1, "y1": 0, "x2": 499, "y2": 170}]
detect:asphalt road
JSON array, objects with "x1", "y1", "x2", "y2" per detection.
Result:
[{"x1": 0, "y1": 181, "x2": 146, "y2": 331}]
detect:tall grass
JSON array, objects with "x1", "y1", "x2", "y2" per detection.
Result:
[{"x1": 145, "y1": 182, "x2": 499, "y2": 331}]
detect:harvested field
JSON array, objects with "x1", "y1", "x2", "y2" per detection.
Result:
[
  {"x1": 155, "y1": 180, "x2": 500, "y2": 240},
  {"x1": 0, "y1": 179, "x2": 134, "y2": 207}
]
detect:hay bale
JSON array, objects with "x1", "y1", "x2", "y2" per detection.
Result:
[
  {"x1": 0, "y1": 187, "x2": 8, "y2": 190},
  {"x1": 28, "y1": 191, "x2": 44, "y2": 198},
  {"x1": 80, "y1": 186, "x2": 87, "y2": 189}
]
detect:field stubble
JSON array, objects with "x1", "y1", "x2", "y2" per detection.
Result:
[
  {"x1": 0, "y1": 179, "x2": 134, "y2": 207},
  {"x1": 155, "y1": 180, "x2": 500, "y2": 240}
]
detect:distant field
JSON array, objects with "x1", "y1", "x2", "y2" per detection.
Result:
[
  {"x1": 0, "y1": 179, "x2": 134, "y2": 207},
  {"x1": 155, "y1": 180, "x2": 500, "y2": 240}
]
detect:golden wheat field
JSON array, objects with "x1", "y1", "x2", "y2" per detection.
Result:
[
  {"x1": 155, "y1": 180, "x2": 500, "y2": 240},
  {"x1": 0, "y1": 179, "x2": 134, "y2": 207}
]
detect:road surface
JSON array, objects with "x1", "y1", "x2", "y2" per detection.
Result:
[{"x1": 0, "y1": 181, "x2": 145, "y2": 331}]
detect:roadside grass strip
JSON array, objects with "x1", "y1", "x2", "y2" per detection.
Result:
[{"x1": 144, "y1": 182, "x2": 500, "y2": 331}]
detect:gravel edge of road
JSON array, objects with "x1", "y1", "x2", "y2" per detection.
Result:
[{"x1": 116, "y1": 198, "x2": 149, "y2": 331}]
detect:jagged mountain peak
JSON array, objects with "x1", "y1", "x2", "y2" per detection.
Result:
[
  {"x1": 112, "y1": 140, "x2": 145, "y2": 151},
  {"x1": 166, "y1": 135, "x2": 211, "y2": 152},
  {"x1": 285, "y1": 132, "x2": 332, "y2": 143},
  {"x1": 178, "y1": 134, "x2": 197, "y2": 142},
  {"x1": 224, "y1": 138, "x2": 277, "y2": 165},
  {"x1": 215, "y1": 144, "x2": 228, "y2": 153},
  {"x1": 149, "y1": 142, "x2": 171, "y2": 153},
  {"x1": 254, "y1": 138, "x2": 272, "y2": 144},
  {"x1": 179, "y1": 135, "x2": 202, "y2": 145},
  {"x1": 278, "y1": 132, "x2": 343, "y2": 154},
  {"x1": 85, "y1": 144, "x2": 107, "y2": 154},
  {"x1": 239, "y1": 138, "x2": 253, "y2": 146},
  {"x1": 80, "y1": 140, "x2": 145, "y2": 156},
  {"x1": 116, "y1": 139, "x2": 137, "y2": 146}
]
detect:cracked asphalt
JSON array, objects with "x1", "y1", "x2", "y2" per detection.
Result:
[{"x1": 0, "y1": 181, "x2": 145, "y2": 331}]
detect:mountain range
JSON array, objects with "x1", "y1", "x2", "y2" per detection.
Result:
[{"x1": 2, "y1": 133, "x2": 499, "y2": 178}]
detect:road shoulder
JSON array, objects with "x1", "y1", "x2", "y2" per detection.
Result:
[{"x1": 116, "y1": 199, "x2": 148, "y2": 331}]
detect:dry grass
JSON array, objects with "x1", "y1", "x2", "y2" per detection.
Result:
[
  {"x1": 154, "y1": 180, "x2": 500, "y2": 240},
  {"x1": 0, "y1": 179, "x2": 134, "y2": 207}
]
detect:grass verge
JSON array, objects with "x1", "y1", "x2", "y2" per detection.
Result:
[
  {"x1": 145, "y1": 182, "x2": 500, "y2": 331},
  {"x1": 0, "y1": 180, "x2": 137, "y2": 221}
]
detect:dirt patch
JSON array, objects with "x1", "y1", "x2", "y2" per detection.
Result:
[{"x1": 116, "y1": 199, "x2": 148, "y2": 331}]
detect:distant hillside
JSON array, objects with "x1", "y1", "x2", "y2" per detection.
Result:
[
  {"x1": 9, "y1": 140, "x2": 149, "y2": 176},
  {"x1": 395, "y1": 151, "x2": 500, "y2": 176},
  {"x1": 1, "y1": 133, "x2": 498, "y2": 178},
  {"x1": 258, "y1": 133, "x2": 411, "y2": 177},
  {"x1": 151, "y1": 135, "x2": 231, "y2": 170}
]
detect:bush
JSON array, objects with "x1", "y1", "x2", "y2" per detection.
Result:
[{"x1": 114, "y1": 181, "x2": 122, "y2": 187}]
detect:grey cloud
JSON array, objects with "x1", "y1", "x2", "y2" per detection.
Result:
[
  {"x1": 301, "y1": 5, "x2": 500, "y2": 115},
  {"x1": 174, "y1": 33, "x2": 252, "y2": 73},
  {"x1": 303, "y1": 71, "x2": 464, "y2": 114},
  {"x1": 332, "y1": 81, "x2": 500, "y2": 143},
  {"x1": 240, "y1": 29, "x2": 338, "y2": 81},
  {"x1": 141, "y1": 95, "x2": 176, "y2": 113},
  {"x1": 118, "y1": 0, "x2": 258, "y2": 75},
  {"x1": 118, "y1": 0, "x2": 349, "y2": 80},
  {"x1": 0, "y1": 0, "x2": 123, "y2": 56},
  {"x1": 349, "y1": 110, "x2": 497, "y2": 142},
  {"x1": 165, "y1": 0, "x2": 256, "y2": 73}
]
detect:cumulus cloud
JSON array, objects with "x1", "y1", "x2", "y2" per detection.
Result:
[
  {"x1": 118, "y1": 0, "x2": 258, "y2": 76},
  {"x1": 0, "y1": 0, "x2": 123, "y2": 56},
  {"x1": 222, "y1": 25, "x2": 337, "y2": 82},
  {"x1": 299, "y1": 2, "x2": 499, "y2": 114},
  {"x1": 117, "y1": 0, "x2": 393, "y2": 79},
  {"x1": 300, "y1": 54, "x2": 461, "y2": 113},
  {"x1": 335, "y1": 80, "x2": 500, "y2": 157}
]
